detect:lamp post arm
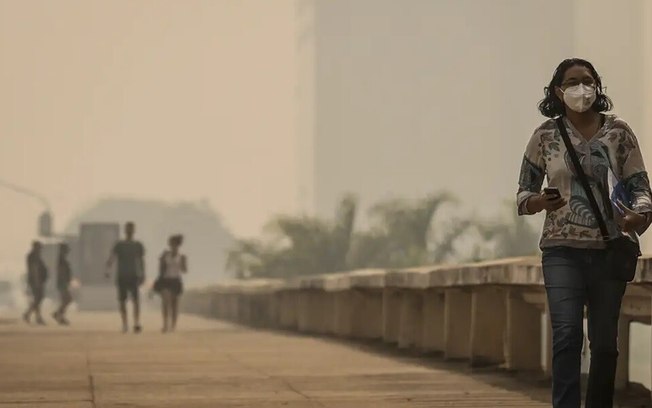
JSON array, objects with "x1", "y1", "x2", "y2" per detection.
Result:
[{"x1": 0, "y1": 179, "x2": 51, "y2": 210}]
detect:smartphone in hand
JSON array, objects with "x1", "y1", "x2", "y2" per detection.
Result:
[{"x1": 543, "y1": 187, "x2": 561, "y2": 200}]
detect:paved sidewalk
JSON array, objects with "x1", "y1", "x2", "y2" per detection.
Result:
[{"x1": 0, "y1": 310, "x2": 643, "y2": 407}]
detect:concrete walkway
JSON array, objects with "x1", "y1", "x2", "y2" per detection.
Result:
[{"x1": 0, "y1": 311, "x2": 645, "y2": 407}]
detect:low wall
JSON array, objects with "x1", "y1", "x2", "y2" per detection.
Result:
[{"x1": 182, "y1": 256, "x2": 652, "y2": 392}]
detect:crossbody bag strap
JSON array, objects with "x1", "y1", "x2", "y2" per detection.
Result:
[{"x1": 555, "y1": 117, "x2": 610, "y2": 241}]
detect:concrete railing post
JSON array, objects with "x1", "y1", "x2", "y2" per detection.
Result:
[
  {"x1": 268, "y1": 293, "x2": 280, "y2": 327},
  {"x1": 223, "y1": 294, "x2": 232, "y2": 320},
  {"x1": 324, "y1": 291, "x2": 338, "y2": 335},
  {"x1": 297, "y1": 290, "x2": 311, "y2": 332},
  {"x1": 277, "y1": 291, "x2": 287, "y2": 328},
  {"x1": 421, "y1": 289, "x2": 445, "y2": 353},
  {"x1": 352, "y1": 289, "x2": 383, "y2": 340},
  {"x1": 398, "y1": 289, "x2": 423, "y2": 349},
  {"x1": 504, "y1": 290, "x2": 542, "y2": 371},
  {"x1": 250, "y1": 294, "x2": 264, "y2": 327},
  {"x1": 382, "y1": 288, "x2": 401, "y2": 343},
  {"x1": 470, "y1": 287, "x2": 506, "y2": 366},
  {"x1": 299, "y1": 290, "x2": 327, "y2": 333},
  {"x1": 237, "y1": 295, "x2": 244, "y2": 323},
  {"x1": 444, "y1": 289, "x2": 472, "y2": 360},
  {"x1": 279, "y1": 291, "x2": 298, "y2": 329},
  {"x1": 350, "y1": 290, "x2": 365, "y2": 338},
  {"x1": 240, "y1": 295, "x2": 252, "y2": 324},
  {"x1": 221, "y1": 294, "x2": 229, "y2": 320},
  {"x1": 368, "y1": 289, "x2": 384, "y2": 339},
  {"x1": 334, "y1": 290, "x2": 353, "y2": 336},
  {"x1": 314, "y1": 291, "x2": 331, "y2": 334},
  {"x1": 212, "y1": 295, "x2": 223, "y2": 319},
  {"x1": 208, "y1": 293, "x2": 219, "y2": 318}
]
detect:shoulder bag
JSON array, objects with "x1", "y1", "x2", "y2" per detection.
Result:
[{"x1": 555, "y1": 117, "x2": 640, "y2": 281}]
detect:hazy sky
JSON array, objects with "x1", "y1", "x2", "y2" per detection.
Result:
[
  {"x1": 0, "y1": 1, "x2": 297, "y2": 263},
  {"x1": 2, "y1": 1, "x2": 652, "y2": 268}
]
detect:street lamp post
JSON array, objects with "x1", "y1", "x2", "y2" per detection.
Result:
[{"x1": 0, "y1": 179, "x2": 53, "y2": 237}]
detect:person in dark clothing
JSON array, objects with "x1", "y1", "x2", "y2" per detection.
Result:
[
  {"x1": 106, "y1": 222, "x2": 145, "y2": 333},
  {"x1": 53, "y1": 243, "x2": 73, "y2": 325},
  {"x1": 23, "y1": 241, "x2": 48, "y2": 325}
]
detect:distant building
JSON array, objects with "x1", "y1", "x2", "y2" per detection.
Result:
[{"x1": 296, "y1": 1, "x2": 651, "y2": 249}]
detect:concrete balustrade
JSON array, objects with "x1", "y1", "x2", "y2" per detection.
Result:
[
  {"x1": 421, "y1": 289, "x2": 445, "y2": 353},
  {"x1": 444, "y1": 289, "x2": 471, "y2": 360},
  {"x1": 397, "y1": 289, "x2": 423, "y2": 349},
  {"x1": 470, "y1": 287, "x2": 506, "y2": 366},
  {"x1": 504, "y1": 288, "x2": 542, "y2": 371},
  {"x1": 382, "y1": 288, "x2": 401, "y2": 343},
  {"x1": 278, "y1": 290, "x2": 298, "y2": 329},
  {"x1": 182, "y1": 256, "x2": 652, "y2": 395},
  {"x1": 351, "y1": 289, "x2": 383, "y2": 339}
]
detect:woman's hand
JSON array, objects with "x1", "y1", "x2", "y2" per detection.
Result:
[
  {"x1": 616, "y1": 200, "x2": 648, "y2": 233},
  {"x1": 526, "y1": 192, "x2": 567, "y2": 214}
]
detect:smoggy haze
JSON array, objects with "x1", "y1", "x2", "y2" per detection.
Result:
[{"x1": 0, "y1": 0, "x2": 297, "y2": 264}]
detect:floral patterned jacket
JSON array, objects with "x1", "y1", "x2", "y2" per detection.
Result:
[{"x1": 517, "y1": 114, "x2": 652, "y2": 249}]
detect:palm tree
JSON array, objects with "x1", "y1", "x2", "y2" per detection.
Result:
[
  {"x1": 225, "y1": 238, "x2": 265, "y2": 279},
  {"x1": 468, "y1": 201, "x2": 540, "y2": 261},
  {"x1": 430, "y1": 218, "x2": 474, "y2": 263},
  {"x1": 226, "y1": 192, "x2": 532, "y2": 278},
  {"x1": 347, "y1": 229, "x2": 391, "y2": 269},
  {"x1": 478, "y1": 215, "x2": 540, "y2": 259},
  {"x1": 350, "y1": 192, "x2": 460, "y2": 268},
  {"x1": 226, "y1": 195, "x2": 358, "y2": 278}
]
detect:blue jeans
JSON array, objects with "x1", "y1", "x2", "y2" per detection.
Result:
[{"x1": 542, "y1": 247, "x2": 626, "y2": 408}]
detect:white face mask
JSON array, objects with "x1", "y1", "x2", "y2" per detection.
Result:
[{"x1": 561, "y1": 84, "x2": 597, "y2": 113}]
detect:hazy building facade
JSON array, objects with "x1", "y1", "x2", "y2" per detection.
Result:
[{"x1": 296, "y1": 0, "x2": 651, "y2": 248}]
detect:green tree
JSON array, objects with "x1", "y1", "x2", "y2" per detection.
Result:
[
  {"x1": 225, "y1": 238, "x2": 266, "y2": 279},
  {"x1": 226, "y1": 193, "x2": 535, "y2": 279},
  {"x1": 348, "y1": 192, "x2": 465, "y2": 268},
  {"x1": 225, "y1": 194, "x2": 357, "y2": 279},
  {"x1": 469, "y1": 201, "x2": 540, "y2": 261}
]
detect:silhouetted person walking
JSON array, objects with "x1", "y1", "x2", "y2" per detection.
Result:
[
  {"x1": 106, "y1": 222, "x2": 145, "y2": 333},
  {"x1": 23, "y1": 241, "x2": 48, "y2": 325},
  {"x1": 53, "y1": 243, "x2": 73, "y2": 325},
  {"x1": 155, "y1": 234, "x2": 187, "y2": 333}
]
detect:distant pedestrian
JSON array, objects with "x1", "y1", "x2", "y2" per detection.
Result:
[
  {"x1": 53, "y1": 243, "x2": 73, "y2": 325},
  {"x1": 23, "y1": 241, "x2": 48, "y2": 325},
  {"x1": 106, "y1": 222, "x2": 145, "y2": 333},
  {"x1": 154, "y1": 234, "x2": 187, "y2": 332}
]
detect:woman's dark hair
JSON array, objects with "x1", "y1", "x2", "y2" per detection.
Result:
[
  {"x1": 169, "y1": 234, "x2": 184, "y2": 246},
  {"x1": 538, "y1": 58, "x2": 613, "y2": 118},
  {"x1": 58, "y1": 243, "x2": 69, "y2": 261}
]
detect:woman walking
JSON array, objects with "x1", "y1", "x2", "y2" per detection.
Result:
[
  {"x1": 53, "y1": 243, "x2": 73, "y2": 325},
  {"x1": 517, "y1": 58, "x2": 652, "y2": 407},
  {"x1": 23, "y1": 241, "x2": 47, "y2": 325},
  {"x1": 155, "y1": 234, "x2": 187, "y2": 332}
]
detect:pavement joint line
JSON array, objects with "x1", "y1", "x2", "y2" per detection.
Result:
[
  {"x1": 278, "y1": 378, "x2": 326, "y2": 408},
  {"x1": 224, "y1": 353, "x2": 326, "y2": 407},
  {"x1": 84, "y1": 334, "x2": 97, "y2": 408},
  {"x1": 0, "y1": 400, "x2": 93, "y2": 405}
]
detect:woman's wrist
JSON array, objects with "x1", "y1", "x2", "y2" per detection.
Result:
[
  {"x1": 641, "y1": 212, "x2": 652, "y2": 226},
  {"x1": 632, "y1": 211, "x2": 652, "y2": 235},
  {"x1": 525, "y1": 195, "x2": 542, "y2": 214}
]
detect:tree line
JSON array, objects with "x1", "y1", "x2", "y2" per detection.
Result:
[{"x1": 225, "y1": 192, "x2": 539, "y2": 279}]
